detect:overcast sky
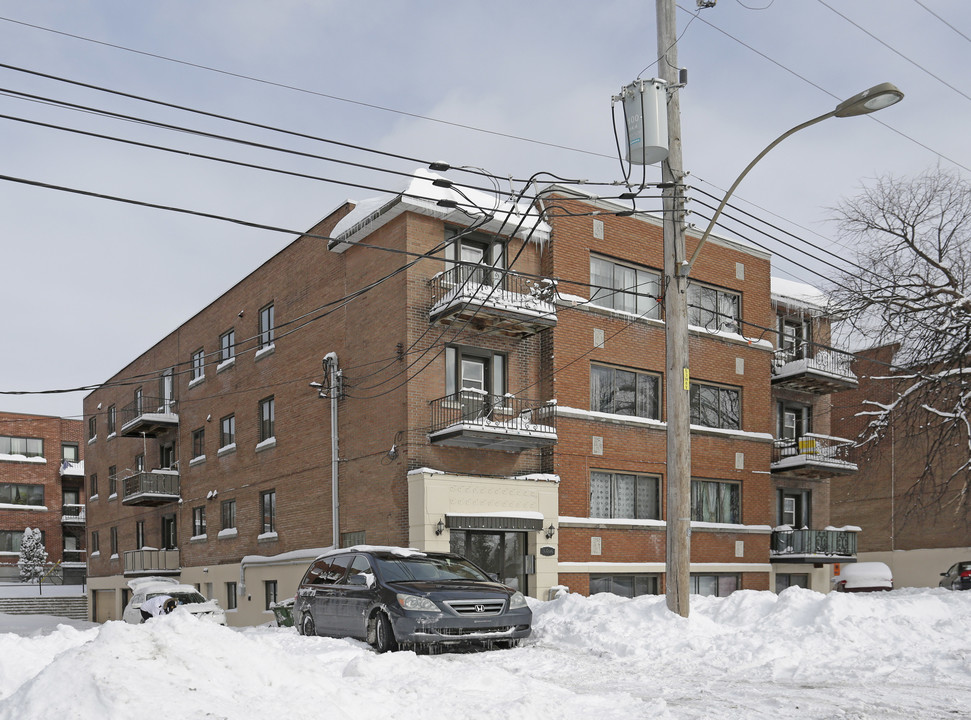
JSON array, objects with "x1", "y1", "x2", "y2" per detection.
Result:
[{"x1": 0, "y1": 0, "x2": 965, "y2": 419}]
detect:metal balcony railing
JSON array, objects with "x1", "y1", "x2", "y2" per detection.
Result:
[
  {"x1": 428, "y1": 391, "x2": 557, "y2": 450},
  {"x1": 61, "y1": 504, "x2": 86, "y2": 523},
  {"x1": 770, "y1": 528, "x2": 858, "y2": 559},
  {"x1": 772, "y1": 342, "x2": 857, "y2": 392},
  {"x1": 772, "y1": 433, "x2": 855, "y2": 466},
  {"x1": 122, "y1": 470, "x2": 180, "y2": 505},
  {"x1": 120, "y1": 395, "x2": 179, "y2": 437},
  {"x1": 428, "y1": 265, "x2": 556, "y2": 328},
  {"x1": 124, "y1": 548, "x2": 180, "y2": 575},
  {"x1": 61, "y1": 548, "x2": 86, "y2": 563}
]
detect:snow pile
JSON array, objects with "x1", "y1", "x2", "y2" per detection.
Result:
[{"x1": 2, "y1": 588, "x2": 971, "y2": 719}]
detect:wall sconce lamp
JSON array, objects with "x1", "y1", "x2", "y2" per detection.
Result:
[
  {"x1": 435, "y1": 519, "x2": 445, "y2": 536},
  {"x1": 545, "y1": 524, "x2": 556, "y2": 540}
]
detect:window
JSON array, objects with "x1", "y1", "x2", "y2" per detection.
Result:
[
  {"x1": 220, "y1": 329, "x2": 235, "y2": 362},
  {"x1": 220, "y1": 415, "x2": 236, "y2": 448},
  {"x1": 192, "y1": 428, "x2": 205, "y2": 459},
  {"x1": 134, "y1": 454, "x2": 144, "y2": 472},
  {"x1": 775, "y1": 574, "x2": 809, "y2": 593},
  {"x1": 690, "y1": 382, "x2": 740, "y2": 430},
  {"x1": 191, "y1": 348, "x2": 205, "y2": 381},
  {"x1": 590, "y1": 471, "x2": 660, "y2": 520},
  {"x1": 260, "y1": 490, "x2": 276, "y2": 534},
  {"x1": 135, "y1": 521, "x2": 145, "y2": 549},
  {"x1": 444, "y1": 230, "x2": 505, "y2": 277},
  {"x1": 192, "y1": 506, "x2": 206, "y2": 537},
  {"x1": 259, "y1": 303, "x2": 275, "y2": 349},
  {"x1": 691, "y1": 479, "x2": 740, "y2": 524},
  {"x1": 88, "y1": 416, "x2": 97, "y2": 441},
  {"x1": 0, "y1": 529, "x2": 44, "y2": 553},
  {"x1": 161, "y1": 514, "x2": 177, "y2": 549},
  {"x1": 108, "y1": 466, "x2": 117, "y2": 497},
  {"x1": 590, "y1": 574, "x2": 659, "y2": 598},
  {"x1": 221, "y1": 499, "x2": 237, "y2": 530},
  {"x1": 341, "y1": 530, "x2": 366, "y2": 547},
  {"x1": 589, "y1": 255, "x2": 661, "y2": 318},
  {"x1": 779, "y1": 317, "x2": 809, "y2": 363},
  {"x1": 90, "y1": 531, "x2": 99, "y2": 554},
  {"x1": 107, "y1": 405, "x2": 116, "y2": 435},
  {"x1": 226, "y1": 582, "x2": 238, "y2": 610},
  {"x1": 90, "y1": 473, "x2": 98, "y2": 497},
  {"x1": 62, "y1": 443, "x2": 79, "y2": 463},
  {"x1": 0, "y1": 435, "x2": 44, "y2": 458},
  {"x1": 778, "y1": 489, "x2": 810, "y2": 528},
  {"x1": 264, "y1": 580, "x2": 278, "y2": 610},
  {"x1": 159, "y1": 443, "x2": 175, "y2": 469},
  {"x1": 687, "y1": 282, "x2": 740, "y2": 333},
  {"x1": 134, "y1": 387, "x2": 143, "y2": 415},
  {"x1": 445, "y1": 346, "x2": 505, "y2": 398},
  {"x1": 159, "y1": 369, "x2": 175, "y2": 413},
  {"x1": 0, "y1": 483, "x2": 44, "y2": 506},
  {"x1": 590, "y1": 364, "x2": 660, "y2": 419},
  {"x1": 778, "y1": 401, "x2": 810, "y2": 442},
  {"x1": 109, "y1": 526, "x2": 118, "y2": 556},
  {"x1": 259, "y1": 396, "x2": 275, "y2": 442},
  {"x1": 690, "y1": 574, "x2": 739, "y2": 597}
]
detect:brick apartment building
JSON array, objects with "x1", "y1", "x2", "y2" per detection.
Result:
[
  {"x1": 83, "y1": 169, "x2": 856, "y2": 624},
  {"x1": 0, "y1": 412, "x2": 86, "y2": 585},
  {"x1": 830, "y1": 345, "x2": 971, "y2": 588}
]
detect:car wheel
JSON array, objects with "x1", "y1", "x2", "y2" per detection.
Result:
[
  {"x1": 370, "y1": 611, "x2": 396, "y2": 653},
  {"x1": 301, "y1": 612, "x2": 316, "y2": 638}
]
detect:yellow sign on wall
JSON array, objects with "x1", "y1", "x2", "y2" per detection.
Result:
[{"x1": 683, "y1": 368, "x2": 690, "y2": 391}]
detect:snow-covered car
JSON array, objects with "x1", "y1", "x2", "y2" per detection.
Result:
[
  {"x1": 295, "y1": 546, "x2": 531, "y2": 652},
  {"x1": 122, "y1": 576, "x2": 227, "y2": 625},
  {"x1": 938, "y1": 561, "x2": 971, "y2": 590},
  {"x1": 833, "y1": 562, "x2": 893, "y2": 593}
]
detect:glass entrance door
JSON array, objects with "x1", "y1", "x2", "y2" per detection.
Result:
[{"x1": 450, "y1": 530, "x2": 527, "y2": 593}]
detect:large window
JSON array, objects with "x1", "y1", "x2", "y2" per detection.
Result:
[
  {"x1": 261, "y1": 490, "x2": 276, "y2": 534},
  {"x1": 590, "y1": 364, "x2": 660, "y2": 419},
  {"x1": 0, "y1": 483, "x2": 44, "y2": 506},
  {"x1": 690, "y1": 574, "x2": 739, "y2": 597},
  {"x1": 687, "y1": 282, "x2": 740, "y2": 333},
  {"x1": 191, "y1": 348, "x2": 205, "y2": 381},
  {"x1": 220, "y1": 415, "x2": 236, "y2": 448},
  {"x1": 259, "y1": 303, "x2": 275, "y2": 349},
  {"x1": 220, "y1": 329, "x2": 235, "y2": 362},
  {"x1": 192, "y1": 506, "x2": 206, "y2": 537},
  {"x1": 590, "y1": 471, "x2": 660, "y2": 520},
  {"x1": 62, "y1": 443, "x2": 79, "y2": 462},
  {"x1": 259, "y1": 396, "x2": 275, "y2": 442},
  {"x1": 590, "y1": 574, "x2": 660, "y2": 598},
  {"x1": 589, "y1": 255, "x2": 661, "y2": 318},
  {"x1": 0, "y1": 435, "x2": 44, "y2": 458},
  {"x1": 691, "y1": 479, "x2": 740, "y2": 524},
  {"x1": 0, "y1": 529, "x2": 45, "y2": 553},
  {"x1": 221, "y1": 499, "x2": 237, "y2": 530},
  {"x1": 690, "y1": 382, "x2": 740, "y2": 430},
  {"x1": 776, "y1": 574, "x2": 809, "y2": 593}
]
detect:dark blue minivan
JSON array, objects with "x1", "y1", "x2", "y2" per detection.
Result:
[{"x1": 294, "y1": 546, "x2": 531, "y2": 652}]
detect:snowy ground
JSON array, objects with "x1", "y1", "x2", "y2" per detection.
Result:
[{"x1": 1, "y1": 587, "x2": 970, "y2": 719}]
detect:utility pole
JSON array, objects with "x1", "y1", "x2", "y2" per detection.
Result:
[{"x1": 657, "y1": 0, "x2": 691, "y2": 617}]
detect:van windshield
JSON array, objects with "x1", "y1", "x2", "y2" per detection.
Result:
[{"x1": 376, "y1": 555, "x2": 490, "y2": 583}]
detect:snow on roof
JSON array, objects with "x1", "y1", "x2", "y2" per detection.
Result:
[
  {"x1": 771, "y1": 277, "x2": 829, "y2": 312},
  {"x1": 329, "y1": 168, "x2": 551, "y2": 252}
]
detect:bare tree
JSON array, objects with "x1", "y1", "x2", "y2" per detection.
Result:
[{"x1": 830, "y1": 166, "x2": 971, "y2": 510}]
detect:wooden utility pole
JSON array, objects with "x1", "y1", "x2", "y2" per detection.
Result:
[{"x1": 657, "y1": 0, "x2": 691, "y2": 618}]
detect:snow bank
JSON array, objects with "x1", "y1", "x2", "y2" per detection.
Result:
[{"x1": 1, "y1": 588, "x2": 970, "y2": 718}]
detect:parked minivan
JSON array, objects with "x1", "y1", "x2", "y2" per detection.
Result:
[{"x1": 294, "y1": 546, "x2": 531, "y2": 652}]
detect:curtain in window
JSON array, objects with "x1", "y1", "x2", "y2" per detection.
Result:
[
  {"x1": 636, "y1": 476, "x2": 659, "y2": 519},
  {"x1": 613, "y1": 474, "x2": 636, "y2": 517},
  {"x1": 636, "y1": 374, "x2": 658, "y2": 419},
  {"x1": 590, "y1": 472, "x2": 611, "y2": 518}
]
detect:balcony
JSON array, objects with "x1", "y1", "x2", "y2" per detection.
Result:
[
  {"x1": 771, "y1": 434, "x2": 858, "y2": 479},
  {"x1": 770, "y1": 527, "x2": 858, "y2": 564},
  {"x1": 122, "y1": 469, "x2": 180, "y2": 506},
  {"x1": 429, "y1": 265, "x2": 556, "y2": 338},
  {"x1": 61, "y1": 548, "x2": 86, "y2": 563},
  {"x1": 59, "y1": 460, "x2": 85, "y2": 478},
  {"x1": 772, "y1": 344, "x2": 858, "y2": 393},
  {"x1": 124, "y1": 548, "x2": 180, "y2": 576},
  {"x1": 428, "y1": 391, "x2": 557, "y2": 451},
  {"x1": 120, "y1": 396, "x2": 179, "y2": 438},
  {"x1": 61, "y1": 504, "x2": 86, "y2": 524}
]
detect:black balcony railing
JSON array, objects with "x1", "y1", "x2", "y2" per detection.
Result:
[
  {"x1": 428, "y1": 264, "x2": 556, "y2": 333},
  {"x1": 60, "y1": 504, "x2": 86, "y2": 523},
  {"x1": 770, "y1": 528, "x2": 858, "y2": 561},
  {"x1": 772, "y1": 434, "x2": 856, "y2": 467},
  {"x1": 120, "y1": 396, "x2": 179, "y2": 437},
  {"x1": 122, "y1": 470, "x2": 180, "y2": 505},
  {"x1": 428, "y1": 391, "x2": 556, "y2": 450},
  {"x1": 772, "y1": 342, "x2": 857, "y2": 392}
]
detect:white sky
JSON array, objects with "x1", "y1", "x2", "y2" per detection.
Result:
[{"x1": 0, "y1": 0, "x2": 965, "y2": 418}]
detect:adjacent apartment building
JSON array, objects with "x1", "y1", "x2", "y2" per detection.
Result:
[
  {"x1": 83, "y1": 169, "x2": 857, "y2": 624},
  {"x1": 0, "y1": 411, "x2": 86, "y2": 584}
]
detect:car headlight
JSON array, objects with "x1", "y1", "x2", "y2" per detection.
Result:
[
  {"x1": 508, "y1": 591, "x2": 527, "y2": 609},
  {"x1": 396, "y1": 593, "x2": 438, "y2": 612}
]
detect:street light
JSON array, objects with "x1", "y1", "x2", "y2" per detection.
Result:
[{"x1": 682, "y1": 82, "x2": 904, "y2": 275}]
